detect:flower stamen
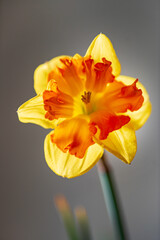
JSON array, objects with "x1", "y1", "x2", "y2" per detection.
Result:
[{"x1": 81, "y1": 91, "x2": 91, "y2": 104}]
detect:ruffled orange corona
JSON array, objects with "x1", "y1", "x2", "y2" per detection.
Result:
[{"x1": 17, "y1": 33, "x2": 151, "y2": 178}]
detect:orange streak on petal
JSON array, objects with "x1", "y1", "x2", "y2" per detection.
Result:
[
  {"x1": 120, "y1": 79, "x2": 144, "y2": 111},
  {"x1": 43, "y1": 80, "x2": 74, "y2": 120},
  {"x1": 48, "y1": 71, "x2": 55, "y2": 83},
  {"x1": 47, "y1": 79, "x2": 59, "y2": 92},
  {"x1": 51, "y1": 118, "x2": 95, "y2": 158},
  {"x1": 84, "y1": 57, "x2": 114, "y2": 93},
  {"x1": 47, "y1": 57, "x2": 85, "y2": 96},
  {"x1": 89, "y1": 111, "x2": 130, "y2": 140},
  {"x1": 98, "y1": 79, "x2": 144, "y2": 113}
]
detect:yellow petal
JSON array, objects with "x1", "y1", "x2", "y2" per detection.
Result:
[
  {"x1": 116, "y1": 75, "x2": 152, "y2": 130},
  {"x1": 44, "y1": 130, "x2": 104, "y2": 178},
  {"x1": 17, "y1": 95, "x2": 61, "y2": 129},
  {"x1": 85, "y1": 33, "x2": 121, "y2": 76},
  {"x1": 94, "y1": 124, "x2": 137, "y2": 164},
  {"x1": 34, "y1": 55, "x2": 70, "y2": 94}
]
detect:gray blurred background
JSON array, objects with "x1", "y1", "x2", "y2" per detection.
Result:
[{"x1": 0, "y1": 0, "x2": 160, "y2": 239}]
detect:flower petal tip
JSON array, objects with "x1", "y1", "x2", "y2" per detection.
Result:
[
  {"x1": 17, "y1": 95, "x2": 59, "y2": 129},
  {"x1": 85, "y1": 33, "x2": 121, "y2": 76}
]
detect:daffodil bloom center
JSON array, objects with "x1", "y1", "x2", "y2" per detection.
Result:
[
  {"x1": 80, "y1": 91, "x2": 95, "y2": 115},
  {"x1": 81, "y1": 91, "x2": 91, "y2": 104},
  {"x1": 43, "y1": 56, "x2": 144, "y2": 158}
]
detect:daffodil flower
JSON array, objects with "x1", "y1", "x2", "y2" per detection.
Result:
[{"x1": 17, "y1": 34, "x2": 151, "y2": 178}]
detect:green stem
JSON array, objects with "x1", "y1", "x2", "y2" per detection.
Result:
[{"x1": 97, "y1": 154, "x2": 127, "y2": 240}]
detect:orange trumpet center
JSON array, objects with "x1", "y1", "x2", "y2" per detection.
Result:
[{"x1": 43, "y1": 56, "x2": 144, "y2": 158}]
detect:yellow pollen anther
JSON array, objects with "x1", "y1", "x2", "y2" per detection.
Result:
[{"x1": 81, "y1": 91, "x2": 91, "y2": 104}]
